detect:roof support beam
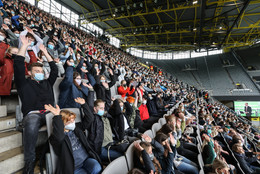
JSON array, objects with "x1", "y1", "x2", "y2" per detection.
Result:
[
  {"x1": 220, "y1": 0, "x2": 251, "y2": 46},
  {"x1": 198, "y1": 0, "x2": 206, "y2": 49}
]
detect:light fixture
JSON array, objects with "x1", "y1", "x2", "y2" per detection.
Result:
[
  {"x1": 219, "y1": 26, "x2": 223, "y2": 29},
  {"x1": 112, "y1": 14, "x2": 116, "y2": 17},
  {"x1": 193, "y1": 1, "x2": 198, "y2": 5},
  {"x1": 193, "y1": 28, "x2": 197, "y2": 31},
  {"x1": 115, "y1": 8, "x2": 118, "y2": 12},
  {"x1": 133, "y1": 32, "x2": 136, "y2": 34}
]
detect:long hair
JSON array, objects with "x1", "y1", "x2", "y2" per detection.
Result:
[{"x1": 135, "y1": 142, "x2": 162, "y2": 173}]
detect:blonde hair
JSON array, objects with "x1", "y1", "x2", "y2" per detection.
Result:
[
  {"x1": 60, "y1": 110, "x2": 76, "y2": 124},
  {"x1": 212, "y1": 158, "x2": 229, "y2": 172}
]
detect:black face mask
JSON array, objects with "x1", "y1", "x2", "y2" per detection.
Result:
[{"x1": 123, "y1": 84, "x2": 127, "y2": 87}]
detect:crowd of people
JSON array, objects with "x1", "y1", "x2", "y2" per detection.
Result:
[{"x1": 0, "y1": 0, "x2": 259, "y2": 174}]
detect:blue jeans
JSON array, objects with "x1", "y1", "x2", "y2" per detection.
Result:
[
  {"x1": 74, "y1": 158, "x2": 102, "y2": 174},
  {"x1": 99, "y1": 147, "x2": 123, "y2": 162},
  {"x1": 176, "y1": 156, "x2": 199, "y2": 174},
  {"x1": 23, "y1": 113, "x2": 46, "y2": 162}
]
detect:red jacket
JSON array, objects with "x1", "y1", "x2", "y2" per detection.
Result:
[
  {"x1": 139, "y1": 104, "x2": 150, "y2": 121},
  {"x1": 0, "y1": 42, "x2": 11, "y2": 95},
  {"x1": 118, "y1": 86, "x2": 135, "y2": 98}
]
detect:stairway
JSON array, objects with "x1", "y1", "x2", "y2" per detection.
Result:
[
  {"x1": 0, "y1": 105, "x2": 24, "y2": 174},
  {"x1": 0, "y1": 105, "x2": 46, "y2": 174}
]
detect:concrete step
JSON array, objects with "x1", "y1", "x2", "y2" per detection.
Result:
[
  {"x1": 0, "y1": 105, "x2": 7, "y2": 117},
  {"x1": 0, "y1": 131, "x2": 22, "y2": 154},
  {"x1": 0, "y1": 147, "x2": 24, "y2": 174},
  {"x1": 14, "y1": 161, "x2": 47, "y2": 174},
  {"x1": 0, "y1": 115, "x2": 16, "y2": 131}
]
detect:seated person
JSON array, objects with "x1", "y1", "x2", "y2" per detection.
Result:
[
  {"x1": 14, "y1": 36, "x2": 58, "y2": 173},
  {"x1": 118, "y1": 80, "x2": 135, "y2": 98},
  {"x1": 58, "y1": 59, "x2": 95, "y2": 108},
  {"x1": 232, "y1": 143, "x2": 260, "y2": 174},
  {"x1": 45, "y1": 104, "x2": 102, "y2": 174},
  {"x1": 75, "y1": 98, "x2": 123, "y2": 162}
]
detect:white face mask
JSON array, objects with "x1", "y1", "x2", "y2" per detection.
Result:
[
  {"x1": 65, "y1": 121, "x2": 75, "y2": 131},
  {"x1": 143, "y1": 100, "x2": 147, "y2": 105},
  {"x1": 75, "y1": 79, "x2": 82, "y2": 85},
  {"x1": 0, "y1": 35, "x2": 5, "y2": 41}
]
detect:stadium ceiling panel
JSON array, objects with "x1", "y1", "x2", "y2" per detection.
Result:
[{"x1": 56, "y1": 0, "x2": 260, "y2": 52}]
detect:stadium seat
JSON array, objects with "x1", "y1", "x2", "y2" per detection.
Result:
[
  {"x1": 101, "y1": 156, "x2": 128, "y2": 174},
  {"x1": 198, "y1": 154, "x2": 204, "y2": 170},
  {"x1": 125, "y1": 140, "x2": 141, "y2": 171},
  {"x1": 53, "y1": 77, "x2": 63, "y2": 105},
  {"x1": 152, "y1": 123, "x2": 161, "y2": 136},
  {"x1": 143, "y1": 129, "x2": 154, "y2": 139},
  {"x1": 158, "y1": 117, "x2": 166, "y2": 126},
  {"x1": 45, "y1": 108, "x2": 82, "y2": 174}
]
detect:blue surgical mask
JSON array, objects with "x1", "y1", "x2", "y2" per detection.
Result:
[
  {"x1": 65, "y1": 45, "x2": 69, "y2": 49},
  {"x1": 149, "y1": 153, "x2": 154, "y2": 161},
  {"x1": 121, "y1": 106, "x2": 124, "y2": 111},
  {"x1": 82, "y1": 66, "x2": 86, "y2": 70},
  {"x1": 48, "y1": 44, "x2": 54, "y2": 49},
  {"x1": 34, "y1": 73, "x2": 44, "y2": 81},
  {"x1": 65, "y1": 121, "x2": 75, "y2": 131},
  {"x1": 97, "y1": 110, "x2": 104, "y2": 116},
  {"x1": 207, "y1": 129, "x2": 212, "y2": 135},
  {"x1": 70, "y1": 62, "x2": 74, "y2": 67},
  {"x1": 100, "y1": 79, "x2": 105, "y2": 83},
  {"x1": 72, "y1": 39, "x2": 75, "y2": 42},
  {"x1": 15, "y1": 33, "x2": 20, "y2": 37},
  {"x1": 31, "y1": 24, "x2": 35, "y2": 27},
  {"x1": 30, "y1": 41, "x2": 35, "y2": 46}
]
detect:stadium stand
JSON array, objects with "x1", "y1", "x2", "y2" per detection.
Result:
[{"x1": 0, "y1": 0, "x2": 259, "y2": 174}]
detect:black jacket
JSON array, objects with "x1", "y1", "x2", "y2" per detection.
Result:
[
  {"x1": 14, "y1": 55, "x2": 58, "y2": 115},
  {"x1": 108, "y1": 99, "x2": 126, "y2": 141},
  {"x1": 49, "y1": 115, "x2": 101, "y2": 174},
  {"x1": 234, "y1": 152, "x2": 258, "y2": 174}
]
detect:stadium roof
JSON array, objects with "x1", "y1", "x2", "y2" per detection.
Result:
[{"x1": 56, "y1": 0, "x2": 260, "y2": 52}]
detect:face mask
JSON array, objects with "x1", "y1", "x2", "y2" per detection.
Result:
[
  {"x1": 95, "y1": 66, "x2": 99, "y2": 69},
  {"x1": 34, "y1": 73, "x2": 44, "y2": 81},
  {"x1": 100, "y1": 79, "x2": 105, "y2": 83},
  {"x1": 31, "y1": 24, "x2": 35, "y2": 27},
  {"x1": 121, "y1": 106, "x2": 124, "y2": 111},
  {"x1": 65, "y1": 45, "x2": 69, "y2": 49},
  {"x1": 207, "y1": 129, "x2": 212, "y2": 135},
  {"x1": 30, "y1": 41, "x2": 35, "y2": 46},
  {"x1": 143, "y1": 100, "x2": 147, "y2": 105},
  {"x1": 65, "y1": 121, "x2": 75, "y2": 131},
  {"x1": 123, "y1": 84, "x2": 127, "y2": 87},
  {"x1": 15, "y1": 33, "x2": 20, "y2": 37},
  {"x1": 0, "y1": 35, "x2": 5, "y2": 41},
  {"x1": 149, "y1": 97, "x2": 153, "y2": 100},
  {"x1": 48, "y1": 44, "x2": 54, "y2": 49},
  {"x1": 75, "y1": 79, "x2": 81, "y2": 86},
  {"x1": 72, "y1": 39, "x2": 75, "y2": 42},
  {"x1": 70, "y1": 62, "x2": 74, "y2": 67},
  {"x1": 149, "y1": 153, "x2": 154, "y2": 161},
  {"x1": 97, "y1": 109, "x2": 104, "y2": 116},
  {"x1": 82, "y1": 66, "x2": 86, "y2": 70},
  {"x1": 130, "y1": 103, "x2": 133, "y2": 106}
]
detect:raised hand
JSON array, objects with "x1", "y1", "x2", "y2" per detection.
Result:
[
  {"x1": 74, "y1": 97, "x2": 85, "y2": 105},
  {"x1": 142, "y1": 134, "x2": 152, "y2": 143},
  {"x1": 44, "y1": 104, "x2": 60, "y2": 116},
  {"x1": 20, "y1": 35, "x2": 31, "y2": 46},
  {"x1": 39, "y1": 44, "x2": 47, "y2": 53},
  {"x1": 169, "y1": 133, "x2": 175, "y2": 145},
  {"x1": 134, "y1": 141, "x2": 144, "y2": 151},
  {"x1": 26, "y1": 26, "x2": 34, "y2": 34},
  {"x1": 82, "y1": 82, "x2": 93, "y2": 89},
  {"x1": 108, "y1": 68, "x2": 113, "y2": 75},
  {"x1": 2, "y1": 24, "x2": 9, "y2": 30}
]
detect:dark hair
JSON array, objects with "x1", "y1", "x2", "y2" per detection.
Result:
[
  {"x1": 27, "y1": 62, "x2": 43, "y2": 71},
  {"x1": 154, "y1": 132, "x2": 168, "y2": 144},
  {"x1": 159, "y1": 124, "x2": 173, "y2": 135},
  {"x1": 94, "y1": 99, "x2": 104, "y2": 107},
  {"x1": 0, "y1": 29, "x2": 7, "y2": 36}
]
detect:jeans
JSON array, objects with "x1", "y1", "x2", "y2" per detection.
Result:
[
  {"x1": 176, "y1": 156, "x2": 199, "y2": 174},
  {"x1": 177, "y1": 142, "x2": 198, "y2": 164},
  {"x1": 74, "y1": 158, "x2": 102, "y2": 174},
  {"x1": 23, "y1": 113, "x2": 46, "y2": 162},
  {"x1": 99, "y1": 147, "x2": 123, "y2": 162}
]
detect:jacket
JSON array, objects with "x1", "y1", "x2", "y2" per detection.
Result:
[
  {"x1": 108, "y1": 99, "x2": 126, "y2": 141},
  {"x1": 14, "y1": 55, "x2": 58, "y2": 116},
  {"x1": 147, "y1": 97, "x2": 159, "y2": 117},
  {"x1": 49, "y1": 115, "x2": 102, "y2": 174},
  {"x1": 0, "y1": 42, "x2": 11, "y2": 95},
  {"x1": 81, "y1": 102, "x2": 113, "y2": 155},
  {"x1": 139, "y1": 104, "x2": 150, "y2": 121},
  {"x1": 234, "y1": 152, "x2": 258, "y2": 174},
  {"x1": 118, "y1": 85, "x2": 135, "y2": 98},
  {"x1": 58, "y1": 66, "x2": 95, "y2": 108}
]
